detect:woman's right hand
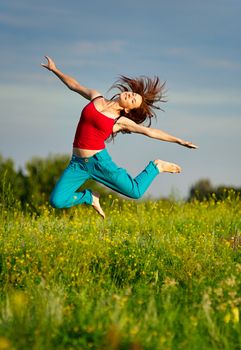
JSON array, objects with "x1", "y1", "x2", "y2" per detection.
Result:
[
  {"x1": 41, "y1": 56, "x2": 57, "y2": 71},
  {"x1": 179, "y1": 139, "x2": 198, "y2": 149}
]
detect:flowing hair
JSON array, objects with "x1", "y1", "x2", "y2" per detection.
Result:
[{"x1": 108, "y1": 75, "x2": 166, "y2": 141}]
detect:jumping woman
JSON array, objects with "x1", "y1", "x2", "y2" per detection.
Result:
[{"x1": 41, "y1": 56, "x2": 197, "y2": 218}]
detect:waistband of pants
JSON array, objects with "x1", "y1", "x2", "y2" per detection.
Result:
[{"x1": 71, "y1": 148, "x2": 111, "y2": 163}]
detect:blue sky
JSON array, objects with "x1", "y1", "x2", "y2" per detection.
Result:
[{"x1": 0, "y1": 0, "x2": 241, "y2": 198}]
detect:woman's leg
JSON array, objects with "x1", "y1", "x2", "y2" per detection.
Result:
[
  {"x1": 50, "y1": 159, "x2": 92, "y2": 208},
  {"x1": 50, "y1": 150, "x2": 181, "y2": 215},
  {"x1": 89, "y1": 150, "x2": 160, "y2": 199}
]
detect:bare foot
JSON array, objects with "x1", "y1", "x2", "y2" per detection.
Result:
[
  {"x1": 154, "y1": 159, "x2": 182, "y2": 173},
  {"x1": 92, "y1": 191, "x2": 105, "y2": 219}
]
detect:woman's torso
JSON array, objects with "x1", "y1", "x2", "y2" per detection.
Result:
[{"x1": 73, "y1": 96, "x2": 122, "y2": 158}]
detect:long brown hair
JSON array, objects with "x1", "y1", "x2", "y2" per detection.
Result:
[{"x1": 111, "y1": 75, "x2": 166, "y2": 126}]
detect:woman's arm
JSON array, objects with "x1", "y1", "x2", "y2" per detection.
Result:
[
  {"x1": 41, "y1": 56, "x2": 101, "y2": 100},
  {"x1": 144, "y1": 127, "x2": 198, "y2": 148},
  {"x1": 115, "y1": 117, "x2": 198, "y2": 149}
]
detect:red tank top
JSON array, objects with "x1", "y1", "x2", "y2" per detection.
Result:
[{"x1": 73, "y1": 96, "x2": 116, "y2": 150}]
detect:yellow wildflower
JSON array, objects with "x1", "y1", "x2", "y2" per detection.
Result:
[
  {"x1": 231, "y1": 307, "x2": 239, "y2": 324},
  {"x1": 0, "y1": 337, "x2": 11, "y2": 350},
  {"x1": 224, "y1": 313, "x2": 231, "y2": 323}
]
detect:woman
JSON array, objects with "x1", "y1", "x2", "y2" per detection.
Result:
[{"x1": 41, "y1": 56, "x2": 197, "y2": 218}]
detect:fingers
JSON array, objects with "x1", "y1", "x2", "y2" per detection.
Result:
[
  {"x1": 44, "y1": 55, "x2": 51, "y2": 62},
  {"x1": 183, "y1": 140, "x2": 198, "y2": 149},
  {"x1": 188, "y1": 143, "x2": 198, "y2": 149},
  {"x1": 41, "y1": 56, "x2": 49, "y2": 69},
  {"x1": 41, "y1": 55, "x2": 55, "y2": 70}
]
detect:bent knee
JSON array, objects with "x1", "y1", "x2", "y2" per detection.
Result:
[
  {"x1": 49, "y1": 194, "x2": 65, "y2": 209},
  {"x1": 129, "y1": 191, "x2": 142, "y2": 200}
]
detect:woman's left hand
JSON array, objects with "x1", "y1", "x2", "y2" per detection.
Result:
[
  {"x1": 41, "y1": 56, "x2": 57, "y2": 72},
  {"x1": 179, "y1": 139, "x2": 198, "y2": 149}
]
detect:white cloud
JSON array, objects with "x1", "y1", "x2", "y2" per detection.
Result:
[
  {"x1": 162, "y1": 46, "x2": 241, "y2": 73},
  {"x1": 0, "y1": 13, "x2": 25, "y2": 27},
  {"x1": 164, "y1": 47, "x2": 191, "y2": 57},
  {"x1": 202, "y1": 58, "x2": 241, "y2": 71},
  {"x1": 71, "y1": 40, "x2": 126, "y2": 55},
  {"x1": 0, "y1": 3, "x2": 71, "y2": 28},
  {"x1": 170, "y1": 89, "x2": 241, "y2": 106}
]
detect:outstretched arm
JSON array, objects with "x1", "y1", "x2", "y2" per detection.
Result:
[
  {"x1": 41, "y1": 56, "x2": 101, "y2": 100},
  {"x1": 144, "y1": 127, "x2": 198, "y2": 148},
  {"x1": 115, "y1": 117, "x2": 198, "y2": 149}
]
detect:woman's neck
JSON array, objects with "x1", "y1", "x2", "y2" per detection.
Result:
[{"x1": 105, "y1": 98, "x2": 123, "y2": 115}]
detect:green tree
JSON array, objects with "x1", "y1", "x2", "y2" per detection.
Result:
[
  {"x1": 189, "y1": 178, "x2": 241, "y2": 201},
  {"x1": 189, "y1": 179, "x2": 213, "y2": 201},
  {"x1": 24, "y1": 154, "x2": 70, "y2": 206},
  {"x1": 0, "y1": 154, "x2": 24, "y2": 208}
]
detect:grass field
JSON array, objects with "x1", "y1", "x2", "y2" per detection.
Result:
[{"x1": 0, "y1": 193, "x2": 241, "y2": 349}]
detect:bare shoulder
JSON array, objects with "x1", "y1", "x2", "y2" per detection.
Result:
[{"x1": 90, "y1": 90, "x2": 103, "y2": 100}]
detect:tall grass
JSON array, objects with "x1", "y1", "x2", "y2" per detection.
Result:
[{"x1": 0, "y1": 193, "x2": 241, "y2": 349}]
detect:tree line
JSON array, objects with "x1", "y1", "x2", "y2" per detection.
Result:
[
  {"x1": 0, "y1": 154, "x2": 240, "y2": 211},
  {"x1": 188, "y1": 178, "x2": 241, "y2": 202}
]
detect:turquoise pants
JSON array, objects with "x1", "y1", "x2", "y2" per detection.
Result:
[{"x1": 50, "y1": 149, "x2": 159, "y2": 208}]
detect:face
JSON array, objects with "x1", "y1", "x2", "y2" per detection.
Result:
[{"x1": 119, "y1": 92, "x2": 142, "y2": 110}]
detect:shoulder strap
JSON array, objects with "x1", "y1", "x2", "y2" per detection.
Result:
[
  {"x1": 114, "y1": 116, "x2": 122, "y2": 124},
  {"x1": 91, "y1": 95, "x2": 103, "y2": 102}
]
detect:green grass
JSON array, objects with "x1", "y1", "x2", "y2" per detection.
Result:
[{"x1": 0, "y1": 194, "x2": 241, "y2": 349}]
